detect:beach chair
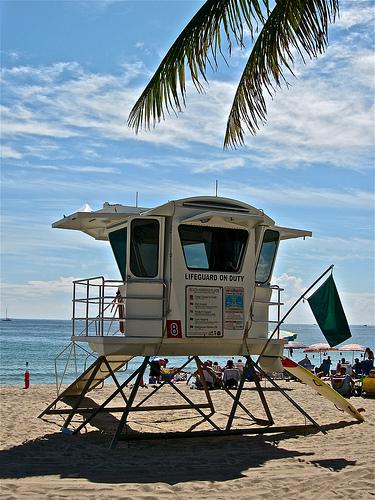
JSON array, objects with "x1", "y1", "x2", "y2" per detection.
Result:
[{"x1": 222, "y1": 368, "x2": 240, "y2": 389}]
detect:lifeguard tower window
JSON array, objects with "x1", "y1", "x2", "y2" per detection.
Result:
[
  {"x1": 108, "y1": 228, "x2": 127, "y2": 280},
  {"x1": 255, "y1": 229, "x2": 279, "y2": 284},
  {"x1": 130, "y1": 219, "x2": 159, "y2": 278},
  {"x1": 179, "y1": 224, "x2": 248, "y2": 272}
]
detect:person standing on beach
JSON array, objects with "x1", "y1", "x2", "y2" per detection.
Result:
[
  {"x1": 361, "y1": 348, "x2": 374, "y2": 375},
  {"x1": 322, "y1": 356, "x2": 332, "y2": 376},
  {"x1": 149, "y1": 359, "x2": 162, "y2": 384}
]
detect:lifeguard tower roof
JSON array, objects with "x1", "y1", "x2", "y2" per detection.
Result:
[{"x1": 53, "y1": 196, "x2": 311, "y2": 241}]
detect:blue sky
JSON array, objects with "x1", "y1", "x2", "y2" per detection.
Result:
[{"x1": 1, "y1": 0, "x2": 374, "y2": 323}]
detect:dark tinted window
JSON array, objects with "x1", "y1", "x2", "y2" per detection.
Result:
[
  {"x1": 179, "y1": 224, "x2": 248, "y2": 272},
  {"x1": 130, "y1": 219, "x2": 159, "y2": 277},
  {"x1": 109, "y1": 227, "x2": 127, "y2": 280},
  {"x1": 256, "y1": 230, "x2": 279, "y2": 283}
]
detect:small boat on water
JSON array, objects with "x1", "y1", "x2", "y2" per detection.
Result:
[{"x1": 2, "y1": 308, "x2": 11, "y2": 321}]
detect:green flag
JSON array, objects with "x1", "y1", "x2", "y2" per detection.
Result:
[{"x1": 307, "y1": 274, "x2": 351, "y2": 347}]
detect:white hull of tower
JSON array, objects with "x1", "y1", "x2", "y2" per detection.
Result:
[{"x1": 72, "y1": 336, "x2": 286, "y2": 371}]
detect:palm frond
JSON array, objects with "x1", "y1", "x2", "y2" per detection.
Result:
[
  {"x1": 224, "y1": 0, "x2": 339, "y2": 148},
  {"x1": 128, "y1": 0, "x2": 267, "y2": 133}
]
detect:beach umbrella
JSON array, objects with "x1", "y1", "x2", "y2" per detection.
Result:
[
  {"x1": 337, "y1": 343, "x2": 365, "y2": 352},
  {"x1": 304, "y1": 343, "x2": 337, "y2": 362},
  {"x1": 303, "y1": 343, "x2": 336, "y2": 353},
  {"x1": 336, "y1": 343, "x2": 366, "y2": 362}
]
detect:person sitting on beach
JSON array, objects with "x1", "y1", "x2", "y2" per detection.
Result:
[
  {"x1": 352, "y1": 358, "x2": 362, "y2": 378},
  {"x1": 315, "y1": 363, "x2": 325, "y2": 378},
  {"x1": 194, "y1": 362, "x2": 220, "y2": 389},
  {"x1": 336, "y1": 357, "x2": 347, "y2": 373},
  {"x1": 222, "y1": 360, "x2": 240, "y2": 389},
  {"x1": 331, "y1": 366, "x2": 354, "y2": 397},
  {"x1": 212, "y1": 361, "x2": 223, "y2": 377},
  {"x1": 343, "y1": 362, "x2": 353, "y2": 377},
  {"x1": 235, "y1": 359, "x2": 245, "y2": 374},
  {"x1": 173, "y1": 371, "x2": 187, "y2": 383}
]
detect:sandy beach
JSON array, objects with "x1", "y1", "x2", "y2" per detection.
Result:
[{"x1": 0, "y1": 380, "x2": 374, "y2": 499}]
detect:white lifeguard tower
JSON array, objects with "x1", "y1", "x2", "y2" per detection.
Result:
[
  {"x1": 41, "y1": 196, "x2": 332, "y2": 447},
  {"x1": 53, "y1": 196, "x2": 311, "y2": 367}
]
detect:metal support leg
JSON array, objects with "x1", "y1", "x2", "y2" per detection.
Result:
[
  {"x1": 62, "y1": 356, "x2": 104, "y2": 429},
  {"x1": 73, "y1": 359, "x2": 147, "y2": 435},
  {"x1": 165, "y1": 378, "x2": 221, "y2": 431},
  {"x1": 194, "y1": 356, "x2": 215, "y2": 414},
  {"x1": 225, "y1": 356, "x2": 272, "y2": 430},
  {"x1": 225, "y1": 356, "x2": 252, "y2": 431},
  {"x1": 247, "y1": 357, "x2": 274, "y2": 425},
  {"x1": 102, "y1": 357, "x2": 128, "y2": 405},
  {"x1": 110, "y1": 357, "x2": 150, "y2": 449},
  {"x1": 135, "y1": 356, "x2": 219, "y2": 431},
  {"x1": 135, "y1": 357, "x2": 193, "y2": 409}
]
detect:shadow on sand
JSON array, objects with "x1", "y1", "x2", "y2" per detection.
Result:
[{"x1": 0, "y1": 420, "x2": 358, "y2": 485}]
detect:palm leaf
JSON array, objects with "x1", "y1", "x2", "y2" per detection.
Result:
[
  {"x1": 128, "y1": 0, "x2": 267, "y2": 132},
  {"x1": 128, "y1": 0, "x2": 338, "y2": 148},
  {"x1": 224, "y1": 0, "x2": 339, "y2": 148}
]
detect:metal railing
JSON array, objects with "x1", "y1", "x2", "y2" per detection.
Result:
[
  {"x1": 253, "y1": 284, "x2": 284, "y2": 339},
  {"x1": 53, "y1": 341, "x2": 98, "y2": 396},
  {"x1": 72, "y1": 276, "x2": 166, "y2": 338}
]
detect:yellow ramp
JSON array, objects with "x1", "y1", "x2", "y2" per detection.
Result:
[{"x1": 281, "y1": 357, "x2": 365, "y2": 422}]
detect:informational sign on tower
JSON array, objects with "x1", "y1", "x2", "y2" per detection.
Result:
[
  {"x1": 186, "y1": 286, "x2": 223, "y2": 337},
  {"x1": 224, "y1": 287, "x2": 244, "y2": 330}
]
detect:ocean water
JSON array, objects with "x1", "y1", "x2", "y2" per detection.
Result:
[{"x1": 0, "y1": 319, "x2": 374, "y2": 386}]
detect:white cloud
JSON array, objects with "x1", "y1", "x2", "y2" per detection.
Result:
[
  {"x1": 1, "y1": 61, "x2": 83, "y2": 82},
  {"x1": 1, "y1": 145, "x2": 23, "y2": 159},
  {"x1": 336, "y1": 2, "x2": 375, "y2": 29},
  {"x1": 2, "y1": 277, "x2": 76, "y2": 296},
  {"x1": 1, "y1": 24, "x2": 373, "y2": 169},
  {"x1": 299, "y1": 236, "x2": 374, "y2": 263},
  {"x1": 0, "y1": 50, "x2": 20, "y2": 61},
  {"x1": 66, "y1": 165, "x2": 121, "y2": 174},
  {"x1": 233, "y1": 184, "x2": 372, "y2": 210},
  {"x1": 1, "y1": 277, "x2": 75, "y2": 319},
  {"x1": 193, "y1": 157, "x2": 246, "y2": 173}
]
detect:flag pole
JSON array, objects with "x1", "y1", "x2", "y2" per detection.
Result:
[{"x1": 255, "y1": 264, "x2": 334, "y2": 364}]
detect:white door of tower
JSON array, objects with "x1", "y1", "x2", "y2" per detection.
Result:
[{"x1": 119, "y1": 216, "x2": 165, "y2": 338}]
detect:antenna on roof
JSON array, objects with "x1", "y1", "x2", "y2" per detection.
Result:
[
  {"x1": 135, "y1": 191, "x2": 139, "y2": 207},
  {"x1": 215, "y1": 180, "x2": 218, "y2": 197}
]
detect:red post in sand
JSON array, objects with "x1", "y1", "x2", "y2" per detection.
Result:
[{"x1": 24, "y1": 362, "x2": 30, "y2": 389}]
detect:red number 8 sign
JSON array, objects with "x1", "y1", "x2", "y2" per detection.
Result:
[{"x1": 166, "y1": 320, "x2": 182, "y2": 338}]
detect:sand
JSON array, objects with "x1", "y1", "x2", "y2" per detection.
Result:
[{"x1": 0, "y1": 379, "x2": 374, "y2": 499}]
